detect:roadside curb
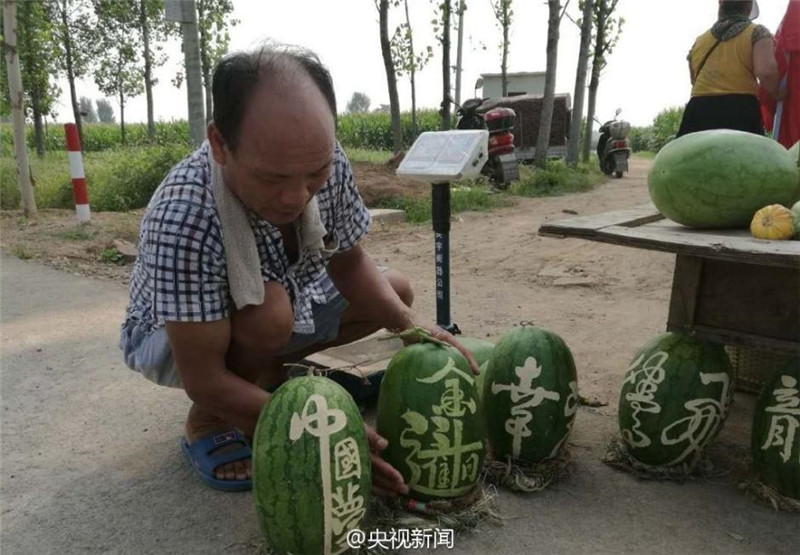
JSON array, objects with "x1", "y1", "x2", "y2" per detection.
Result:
[{"x1": 369, "y1": 208, "x2": 407, "y2": 225}]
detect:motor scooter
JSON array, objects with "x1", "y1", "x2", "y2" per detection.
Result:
[
  {"x1": 455, "y1": 98, "x2": 519, "y2": 187},
  {"x1": 596, "y1": 109, "x2": 631, "y2": 178}
]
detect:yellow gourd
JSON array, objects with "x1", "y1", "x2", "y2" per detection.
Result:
[{"x1": 750, "y1": 204, "x2": 796, "y2": 240}]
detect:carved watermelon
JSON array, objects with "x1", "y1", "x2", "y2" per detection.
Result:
[
  {"x1": 253, "y1": 376, "x2": 371, "y2": 555},
  {"x1": 376, "y1": 342, "x2": 486, "y2": 501},
  {"x1": 618, "y1": 333, "x2": 734, "y2": 467},
  {"x1": 648, "y1": 130, "x2": 800, "y2": 228},
  {"x1": 482, "y1": 325, "x2": 579, "y2": 463},
  {"x1": 751, "y1": 358, "x2": 800, "y2": 500},
  {"x1": 459, "y1": 337, "x2": 495, "y2": 404}
]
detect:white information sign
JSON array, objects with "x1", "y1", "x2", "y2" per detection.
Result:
[{"x1": 396, "y1": 130, "x2": 488, "y2": 183}]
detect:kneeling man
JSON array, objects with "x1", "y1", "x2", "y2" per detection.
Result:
[{"x1": 119, "y1": 43, "x2": 476, "y2": 496}]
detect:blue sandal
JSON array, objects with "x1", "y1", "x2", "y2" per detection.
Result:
[{"x1": 179, "y1": 430, "x2": 252, "y2": 492}]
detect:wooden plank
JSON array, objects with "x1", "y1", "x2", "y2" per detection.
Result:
[
  {"x1": 667, "y1": 255, "x2": 703, "y2": 329},
  {"x1": 537, "y1": 203, "x2": 662, "y2": 239},
  {"x1": 595, "y1": 224, "x2": 800, "y2": 268},
  {"x1": 666, "y1": 259, "x2": 800, "y2": 354}
]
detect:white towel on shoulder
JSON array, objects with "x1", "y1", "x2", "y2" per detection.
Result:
[{"x1": 211, "y1": 157, "x2": 329, "y2": 310}]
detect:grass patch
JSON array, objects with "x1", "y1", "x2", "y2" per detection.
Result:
[
  {"x1": 54, "y1": 225, "x2": 95, "y2": 241},
  {"x1": 634, "y1": 151, "x2": 656, "y2": 159},
  {"x1": 1, "y1": 145, "x2": 192, "y2": 211},
  {"x1": 510, "y1": 159, "x2": 606, "y2": 198},
  {"x1": 373, "y1": 177, "x2": 514, "y2": 223},
  {"x1": 346, "y1": 149, "x2": 394, "y2": 164},
  {"x1": 99, "y1": 246, "x2": 126, "y2": 265},
  {"x1": 11, "y1": 246, "x2": 32, "y2": 260}
]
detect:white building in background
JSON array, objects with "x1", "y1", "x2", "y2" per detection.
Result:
[{"x1": 476, "y1": 71, "x2": 547, "y2": 99}]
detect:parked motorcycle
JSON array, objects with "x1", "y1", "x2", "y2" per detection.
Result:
[
  {"x1": 596, "y1": 109, "x2": 631, "y2": 178},
  {"x1": 455, "y1": 98, "x2": 520, "y2": 187}
]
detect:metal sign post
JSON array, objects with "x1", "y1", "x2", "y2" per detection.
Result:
[
  {"x1": 432, "y1": 183, "x2": 458, "y2": 334},
  {"x1": 396, "y1": 130, "x2": 489, "y2": 335}
]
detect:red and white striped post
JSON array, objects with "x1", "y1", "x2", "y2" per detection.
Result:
[{"x1": 64, "y1": 123, "x2": 90, "y2": 223}]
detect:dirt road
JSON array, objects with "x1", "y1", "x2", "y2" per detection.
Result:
[
  {"x1": 2, "y1": 158, "x2": 797, "y2": 554},
  {"x1": 363, "y1": 157, "x2": 673, "y2": 405}
]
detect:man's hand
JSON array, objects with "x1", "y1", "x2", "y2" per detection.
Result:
[
  {"x1": 404, "y1": 323, "x2": 482, "y2": 376},
  {"x1": 364, "y1": 424, "x2": 409, "y2": 497}
]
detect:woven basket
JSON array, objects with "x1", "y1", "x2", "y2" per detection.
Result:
[{"x1": 725, "y1": 345, "x2": 791, "y2": 394}]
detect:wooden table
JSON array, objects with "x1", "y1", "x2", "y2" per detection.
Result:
[{"x1": 538, "y1": 204, "x2": 800, "y2": 356}]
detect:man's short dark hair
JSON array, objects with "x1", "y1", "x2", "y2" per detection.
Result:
[
  {"x1": 719, "y1": 1, "x2": 752, "y2": 17},
  {"x1": 211, "y1": 41, "x2": 338, "y2": 153}
]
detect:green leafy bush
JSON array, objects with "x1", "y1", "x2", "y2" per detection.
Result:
[
  {"x1": 628, "y1": 106, "x2": 685, "y2": 153},
  {"x1": 1, "y1": 145, "x2": 191, "y2": 211},
  {"x1": 337, "y1": 110, "x2": 444, "y2": 151},
  {"x1": 0, "y1": 121, "x2": 192, "y2": 153},
  {"x1": 510, "y1": 160, "x2": 603, "y2": 197}
]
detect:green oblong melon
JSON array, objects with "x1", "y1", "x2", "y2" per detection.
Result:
[
  {"x1": 483, "y1": 325, "x2": 578, "y2": 463},
  {"x1": 618, "y1": 332, "x2": 734, "y2": 467},
  {"x1": 751, "y1": 358, "x2": 800, "y2": 500},
  {"x1": 253, "y1": 376, "x2": 371, "y2": 555},
  {"x1": 648, "y1": 130, "x2": 800, "y2": 228},
  {"x1": 376, "y1": 342, "x2": 486, "y2": 501}
]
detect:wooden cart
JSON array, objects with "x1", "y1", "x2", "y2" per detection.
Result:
[{"x1": 538, "y1": 204, "x2": 800, "y2": 358}]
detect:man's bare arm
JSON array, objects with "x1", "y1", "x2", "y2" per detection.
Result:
[
  {"x1": 165, "y1": 318, "x2": 269, "y2": 436},
  {"x1": 327, "y1": 244, "x2": 414, "y2": 332},
  {"x1": 328, "y1": 244, "x2": 481, "y2": 374}
]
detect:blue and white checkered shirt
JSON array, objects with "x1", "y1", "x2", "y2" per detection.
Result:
[{"x1": 122, "y1": 141, "x2": 371, "y2": 337}]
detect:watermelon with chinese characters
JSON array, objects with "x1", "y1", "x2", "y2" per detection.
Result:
[
  {"x1": 376, "y1": 342, "x2": 486, "y2": 501},
  {"x1": 253, "y1": 376, "x2": 371, "y2": 555},
  {"x1": 618, "y1": 333, "x2": 734, "y2": 467},
  {"x1": 751, "y1": 358, "x2": 800, "y2": 500},
  {"x1": 482, "y1": 324, "x2": 578, "y2": 463}
]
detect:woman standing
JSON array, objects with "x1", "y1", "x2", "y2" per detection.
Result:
[{"x1": 677, "y1": 0, "x2": 785, "y2": 136}]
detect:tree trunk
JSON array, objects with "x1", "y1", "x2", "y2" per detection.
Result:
[
  {"x1": 180, "y1": 1, "x2": 206, "y2": 146},
  {"x1": 31, "y1": 95, "x2": 46, "y2": 157},
  {"x1": 140, "y1": 0, "x2": 155, "y2": 143},
  {"x1": 60, "y1": 0, "x2": 84, "y2": 151},
  {"x1": 197, "y1": 2, "x2": 213, "y2": 123},
  {"x1": 405, "y1": 0, "x2": 418, "y2": 139},
  {"x1": 440, "y1": 0, "x2": 452, "y2": 131},
  {"x1": 534, "y1": 0, "x2": 561, "y2": 168},
  {"x1": 120, "y1": 88, "x2": 126, "y2": 146},
  {"x1": 3, "y1": 0, "x2": 37, "y2": 217},
  {"x1": 455, "y1": 0, "x2": 465, "y2": 107},
  {"x1": 379, "y1": 0, "x2": 403, "y2": 152},
  {"x1": 501, "y1": 2, "x2": 509, "y2": 97},
  {"x1": 200, "y1": 35, "x2": 212, "y2": 123},
  {"x1": 567, "y1": 0, "x2": 593, "y2": 166},
  {"x1": 582, "y1": 0, "x2": 607, "y2": 163}
]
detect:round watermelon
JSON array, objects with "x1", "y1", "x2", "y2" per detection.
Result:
[
  {"x1": 459, "y1": 337, "x2": 495, "y2": 404},
  {"x1": 482, "y1": 325, "x2": 578, "y2": 463},
  {"x1": 618, "y1": 332, "x2": 734, "y2": 467},
  {"x1": 376, "y1": 342, "x2": 486, "y2": 501},
  {"x1": 792, "y1": 200, "x2": 800, "y2": 239},
  {"x1": 253, "y1": 376, "x2": 371, "y2": 555},
  {"x1": 751, "y1": 358, "x2": 800, "y2": 500},
  {"x1": 788, "y1": 141, "x2": 799, "y2": 167},
  {"x1": 648, "y1": 130, "x2": 800, "y2": 228}
]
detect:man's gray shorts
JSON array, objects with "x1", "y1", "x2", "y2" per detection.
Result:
[{"x1": 120, "y1": 294, "x2": 350, "y2": 389}]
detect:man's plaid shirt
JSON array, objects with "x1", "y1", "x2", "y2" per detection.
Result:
[{"x1": 122, "y1": 141, "x2": 371, "y2": 337}]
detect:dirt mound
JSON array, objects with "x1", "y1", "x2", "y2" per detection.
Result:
[{"x1": 351, "y1": 161, "x2": 427, "y2": 206}]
